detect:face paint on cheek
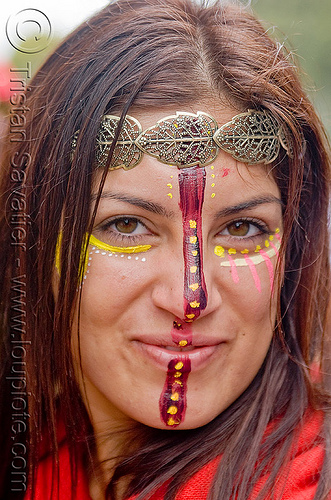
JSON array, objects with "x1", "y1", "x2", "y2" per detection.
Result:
[
  {"x1": 178, "y1": 167, "x2": 208, "y2": 322},
  {"x1": 55, "y1": 232, "x2": 150, "y2": 283},
  {"x1": 243, "y1": 254, "x2": 261, "y2": 293},
  {"x1": 55, "y1": 232, "x2": 90, "y2": 280},
  {"x1": 159, "y1": 358, "x2": 191, "y2": 427},
  {"x1": 227, "y1": 255, "x2": 240, "y2": 284},
  {"x1": 88, "y1": 234, "x2": 151, "y2": 254},
  {"x1": 258, "y1": 248, "x2": 275, "y2": 293},
  {"x1": 214, "y1": 231, "x2": 282, "y2": 292},
  {"x1": 265, "y1": 235, "x2": 280, "y2": 257},
  {"x1": 81, "y1": 234, "x2": 150, "y2": 281}
]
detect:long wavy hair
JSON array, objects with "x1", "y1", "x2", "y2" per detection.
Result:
[{"x1": 0, "y1": 0, "x2": 330, "y2": 499}]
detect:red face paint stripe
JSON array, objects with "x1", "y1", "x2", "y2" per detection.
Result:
[
  {"x1": 159, "y1": 358, "x2": 191, "y2": 427},
  {"x1": 171, "y1": 320, "x2": 193, "y2": 347},
  {"x1": 178, "y1": 167, "x2": 208, "y2": 320}
]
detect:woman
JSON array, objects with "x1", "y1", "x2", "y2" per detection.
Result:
[{"x1": 0, "y1": 0, "x2": 330, "y2": 498}]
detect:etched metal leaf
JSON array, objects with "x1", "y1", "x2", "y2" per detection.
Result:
[
  {"x1": 279, "y1": 124, "x2": 294, "y2": 159},
  {"x1": 213, "y1": 110, "x2": 281, "y2": 164},
  {"x1": 70, "y1": 130, "x2": 79, "y2": 161},
  {"x1": 96, "y1": 115, "x2": 143, "y2": 170},
  {"x1": 135, "y1": 111, "x2": 218, "y2": 168}
]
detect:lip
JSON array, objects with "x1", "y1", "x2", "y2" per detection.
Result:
[{"x1": 133, "y1": 336, "x2": 224, "y2": 371}]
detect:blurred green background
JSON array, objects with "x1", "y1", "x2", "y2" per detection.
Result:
[
  {"x1": 1, "y1": 0, "x2": 331, "y2": 139},
  {"x1": 252, "y1": 0, "x2": 331, "y2": 139}
]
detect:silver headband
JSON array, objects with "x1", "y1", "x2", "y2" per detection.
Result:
[{"x1": 73, "y1": 109, "x2": 291, "y2": 170}]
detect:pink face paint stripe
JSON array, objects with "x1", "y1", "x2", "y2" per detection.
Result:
[
  {"x1": 259, "y1": 249, "x2": 274, "y2": 292},
  {"x1": 274, "y1": 233, "x2": 282, "y2": 243},
  {"x1": 228, "y1": 255, "x2": 240, "y2": 283},
  {"x1": 269, "y1": 241, "x2": 279, "y2": 257},
  {"x1": 244, "y1": 255, "x2": 261, "y2": 293}
]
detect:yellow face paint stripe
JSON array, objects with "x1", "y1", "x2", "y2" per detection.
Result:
[
  {"x1": 55, "y1": 232, "x2": 89, "y2": 277},
  {"x1": 55, "y1": 232, "x2": 62, "y2": 274},
  {"x1": 219, "y1": 240, "x2": 280, "y2": 267},
  {"x1": 55, "y1": 231, "x2": 151, "y2": 278},
  {"x1": 214, "y1": 229, "x2": 281, "y2": 264},
  {"x1": 89, "y1": 234, "x2": 151, "y2": 254}
]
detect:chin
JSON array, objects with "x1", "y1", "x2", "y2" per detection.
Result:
[{"x1": 138, "y1": 409, "x2": 219, "y2": 431}]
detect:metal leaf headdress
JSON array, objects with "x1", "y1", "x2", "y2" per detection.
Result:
[
  {"x1": 73, "y1": 109, "x2": 291, "y2": 169},
  {"x1": 96, "y1": 115, "x2": 143, "y2": 170},
  {"x1": 214, "y1": 110, "x2": 282, "y2": 164},
  {"x1": 135, "y1": 112, "x2": 218, "y2": 168}
]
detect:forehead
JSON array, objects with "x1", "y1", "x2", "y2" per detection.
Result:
[{"x1": 92, "y1": 152, "x2": 279, "y2": 213}]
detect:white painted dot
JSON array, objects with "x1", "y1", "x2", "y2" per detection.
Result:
[
  {"x1": 128, "y1": 256, "x2": 132, "y2": 260},
  {"x1": 115, "y1": 254, "x2": 118, "y2": 257},
  {"x1": 88, "y1": 257, "x2": 92, "y2": 261},
  {"x1": 95, "y1": 250, "x2": 100, "y2": 254},
  {"x1": 101, "y1": 252, "x2": 106, "y2": 255},
  {"x1": 120, "y1": 254, "x2": 124, "y2": 258},
  {"x1": 141, "y1": 257, "x2": 146, "y2": 262},
  {"x1": 92, "y1": 247, "x2": 96, "y2": 250},
  {"x1": 135, "y1": 256, "x2": 139, "y2": 260}
]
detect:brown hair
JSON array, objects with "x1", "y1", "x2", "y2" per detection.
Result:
[{"x1": 0, "y1": 0, "x2": 330, "y2": 499}]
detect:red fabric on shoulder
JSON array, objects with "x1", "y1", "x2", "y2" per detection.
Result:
[
  {"x1": 24, "y1": 422, "x2": 91, "y2": 500},
  {"x1": 250, "y1": 410, "x2": 328, "y2": 500},
  {"x1": 173, "y1": 457, "x2": 221, "y2": 500},
  {"x1": 138, "y1": 458, "x2": 221, "y2": 500},
  {"x1": 128, "y1": 410, "x2": 328, "y2": 500},
  {"x1": 26, "y1": 410, "x2": 329, "y2": 500}
]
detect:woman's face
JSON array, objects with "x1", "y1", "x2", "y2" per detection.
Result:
[{"x1": 71, "y1": 103, "x2": 283, "y2": 433}]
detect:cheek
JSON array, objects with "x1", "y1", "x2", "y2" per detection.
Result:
[
  {"x1": 79, "y1": 251, "x2": 151, "y2": 323},
  {"x1": 210, "y1": 255, "x2": 280, "y2": 335},
  {"x1": 229, "y1": 263, "x2": 279, "y2": 324},
  {"x1": 214, "y1": 233, "x2": 281, "y2": 302}
]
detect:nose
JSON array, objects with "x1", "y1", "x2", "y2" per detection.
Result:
[
  {"x1": 150, "y1": 246, "x2": 222, "y2": 323},
  {"x1": 152, "y1": 165, "x2": 223, "y2": 323}
]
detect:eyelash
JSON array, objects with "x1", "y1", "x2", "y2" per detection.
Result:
[
  {"x1": 96, "y1": 217, "x2": 152, "y2": 244},
  {"x1": 218, "y1": 218, "x2": 271, "y2": 240},
  {"x1": 96, "y1": 217, "x2": 272, "y2": 246}
]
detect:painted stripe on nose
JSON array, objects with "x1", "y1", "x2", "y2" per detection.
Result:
[{"x1": 178, "y1": 166, "x2": 208, "y2": 322}]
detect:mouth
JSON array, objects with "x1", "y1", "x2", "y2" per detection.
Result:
[
  {"x1": 133, "y1": 340, "x2": 222, "y2": 371},
  {"x1": 163, "y1": 345, "x2": 196, "y2": 352}
]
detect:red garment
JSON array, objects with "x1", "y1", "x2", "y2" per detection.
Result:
[{"x1": 25, "y1": 410, "x2": 329, "y2": 500}]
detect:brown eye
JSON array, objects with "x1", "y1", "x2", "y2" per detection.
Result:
[
  {"x1": 227, "y1": 221, "x2": 250, "y2": 237},
  {"x1": 115, "y1": 218, "x2": 138, "y2": 234}
]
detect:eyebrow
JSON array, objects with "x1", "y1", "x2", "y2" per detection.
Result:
[
  {"x1": 91, "y1": 191, "x2": 175, "y2": 218},
  {"x1": 214, "y1": 195, "x2": 283, "y2": 219}
]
